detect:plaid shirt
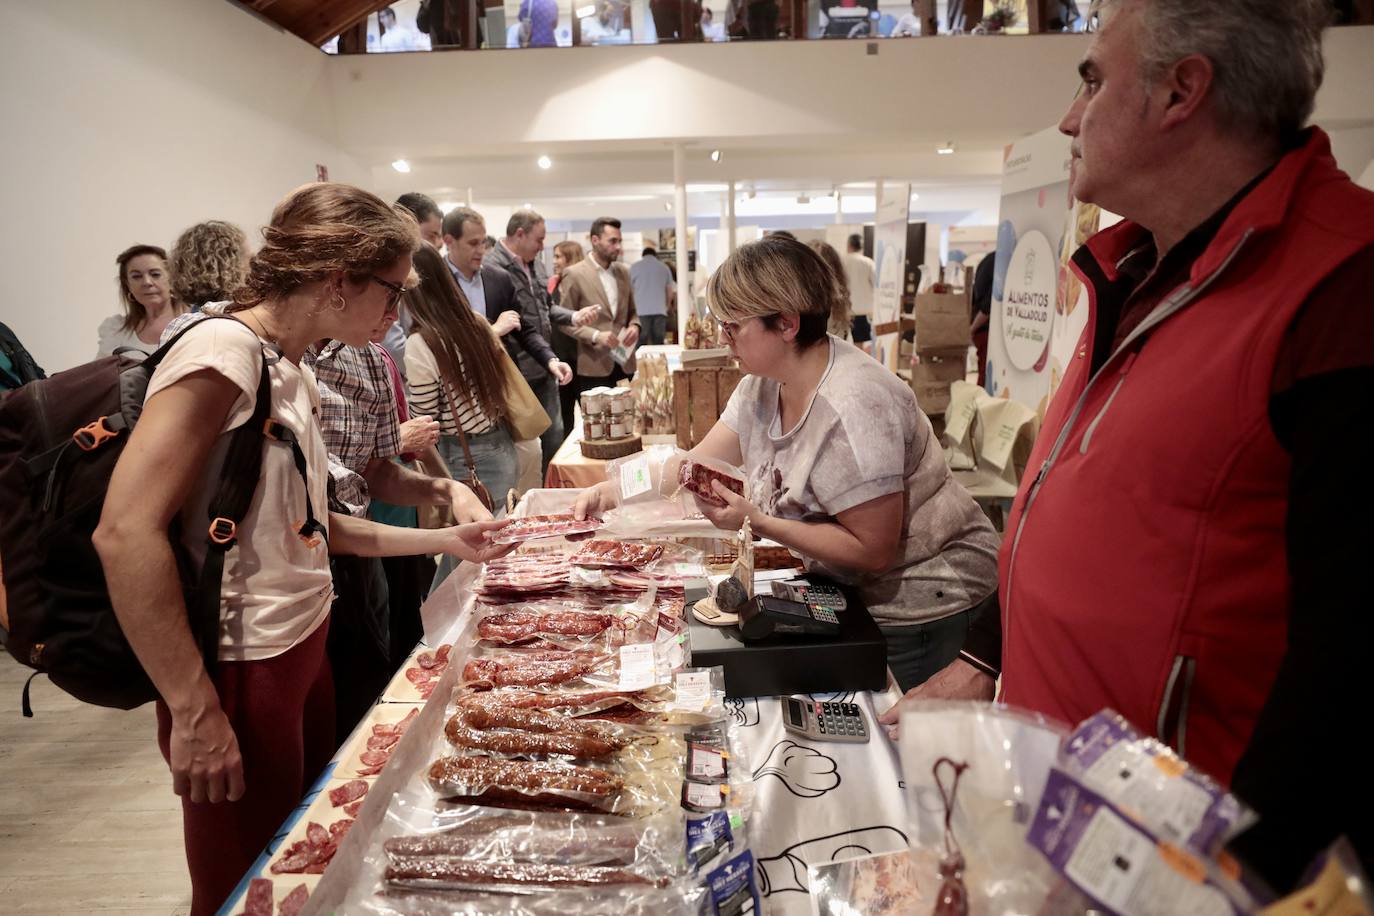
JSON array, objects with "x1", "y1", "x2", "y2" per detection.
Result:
[{"x1": 303, "y1": 340, "x2": 402, "y2": 517}]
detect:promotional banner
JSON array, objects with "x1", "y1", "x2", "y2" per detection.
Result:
[
  {"x1": 986, "y1": 126, "x2": 1103, "y2": 415},
  {"x1": 872, "y1": 182, "x2": 911, "y2": 371}
]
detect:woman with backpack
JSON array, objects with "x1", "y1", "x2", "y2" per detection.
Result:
[{"x1": 92, "y1": 183, "x2": 512, "y2": 914}]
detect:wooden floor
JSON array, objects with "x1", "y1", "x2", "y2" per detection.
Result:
[{"x1": 0, "y1": 655, "x2": 191, "y2": 914}]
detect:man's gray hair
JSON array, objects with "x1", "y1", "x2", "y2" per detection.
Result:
[
  {"x1": 506, "y1": 209, "x2": 545, "y2": 238},
  {"x1": 1095, "y1": 0, "x2": 1329, "y2": 141}
]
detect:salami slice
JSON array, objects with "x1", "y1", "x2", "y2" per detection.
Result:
[
  {"x1": 277, "y1": 883, "x2": 309, "y2": 916},
  {"x1": 359, "y1": 748, "x2": 391, "y2": 768},
  {"x1": 328, "y1": 779, "x2": 368, "y2": 807},
  {"x1": 306, "y1": 821, "x2": 330, "y2": 849},
  {"x1": 356, "y1": 763, "x2": 386, "y2": 777},
  {"x1": 344, "y1": 800, "x2": 365, "y2": 819},
  {"x1": 329, "y1": 818, "x2": 355, "y2": 842},
  {"x1": 367, "y1": 733, "x2": 400, "y2": 751},
  {"x1": 243, "y1": 877, "x2": 274, "y2": 916}
]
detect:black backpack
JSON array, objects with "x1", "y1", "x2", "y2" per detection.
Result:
[{"x1": 0, "y1": 316, "x2": 321, "y2": 715}]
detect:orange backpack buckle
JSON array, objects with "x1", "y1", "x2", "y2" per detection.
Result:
[
  {"x1": 294, "y1": 520, "x2": 322, "y2": 549},
  {"x1": 208, "y1": 517, "x2": 237, "y2": 545},
  {"x1": 73, "y1": 416, "x2": 118, "y2": 451}
]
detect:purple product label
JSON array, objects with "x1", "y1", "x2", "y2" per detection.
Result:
[
  {"x1": 1028, "y1": 769, "x2": 1244, "y2": 916},
  {"x1": 707, "y1": 850, "x2": 760, "y2": 916},
  {"x1": 1062, "y1": 710, "x2": 1240, "y2": 854},
  {"x1": 688, "y1": 811, "x2": 734, "y2": 873}
]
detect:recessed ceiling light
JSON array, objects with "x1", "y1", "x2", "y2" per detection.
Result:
[
  {"x1": 391, "y1": 159, "x2": 411, "y2": 173},
  {"x1": 537, "y1": 155, "x2": 553, "y2": 170},
  {"x1": 710, "y1": 149, "x2": 722, "y2": 163},
  {"x1": 936, "y1": 142, "x2": 955, "y2": 155},
  {"x1": 910, "y1": 192, "x2": 920, "y2": 200},
  {"x1": 522, "y1": 202, "x2": 532, "y2": 209},
  {"x1": 664, "y1": 202, "x2": 673, "y2": 211}
]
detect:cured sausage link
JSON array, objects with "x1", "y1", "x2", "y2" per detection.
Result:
[
  {"x1": 428, "y1": 756, "x2": 623, "y2": 798},
  {"x1": 385, "y1": 857, "x2": 666, "y2": 888},
  {"x1": 443, "y1": 706, "x2": 626, "y2": 759}
]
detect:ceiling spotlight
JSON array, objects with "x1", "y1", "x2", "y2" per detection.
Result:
[
  {"x1": 910, "y1": 192, "x2": 920, "y2": 200},
  {"x1": 522, "y1": 202, "x2": 533, "y2": 209},
  {"x1": 391, "y1": 159, "x2": 412, "y2": 173},
  {"x1": 936, "y1": 142, "x2": 956, "y2": 155},
  {"x1": 710, "y1": 149, "x2": 722, "y2": 163},
  {"x1": 664, "y1": 202, "x2": 673, "y2": 211},
  {"x1": 537, "y1": 155, "x2": 553, "y2": 170}
]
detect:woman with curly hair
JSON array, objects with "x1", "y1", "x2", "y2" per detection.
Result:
[
  {"x1": 169, "y1": 220, "x2": 251, "y2": 311},
  {"x1": 98, "y1": 244, "x2": 187, "y2": 356},
  {"x1": 93, "y1": 183, "x2": 511, "y2": 914}
]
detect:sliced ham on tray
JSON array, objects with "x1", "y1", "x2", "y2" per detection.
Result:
[
  {"x1": 491, "y1": 514, "x2": 603, "y2": 545},
  {"x1": 570, "y1": 540, "x2": 665, "y2": 569}
]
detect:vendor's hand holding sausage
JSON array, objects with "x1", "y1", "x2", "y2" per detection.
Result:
[{"x1": 698, "y1": 479, "x2": 761, "y2": 532}]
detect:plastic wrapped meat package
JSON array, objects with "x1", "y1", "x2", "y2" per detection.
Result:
[
  {"x1": 674, "y1": 455, "x2": 746, "y2": 510},
  {"x1": 898, "y1": 701, "x2": 1093, "y2": 914}
]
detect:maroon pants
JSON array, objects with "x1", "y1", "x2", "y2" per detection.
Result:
[{"x1": 156, "y1": 618, "x2": 335, "y2": 915}]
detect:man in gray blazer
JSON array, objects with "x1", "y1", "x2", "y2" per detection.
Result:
[{"x1": 558, "y1": 216, "x2": 641, "y2": 404}]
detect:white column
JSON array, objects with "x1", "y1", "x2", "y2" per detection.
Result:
[
  {"x1": 835, "y1": 189, "x2": 843, "y2": 225},
  {"x1": 673, "y1": 144, "x2": 690, "y2": 344},
  {"x1": 727, "y1": 180, "x2": 737, "y2": 254}
]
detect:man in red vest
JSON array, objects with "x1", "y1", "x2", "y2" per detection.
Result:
[{"x1": 880, "y1": 0, "x2": 1373, "y2": 891}]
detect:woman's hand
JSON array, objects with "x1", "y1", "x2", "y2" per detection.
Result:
[
  {"x1": 438, "y1": 519, "x2": 515, "y2": 563},
  {"x1": 399, "y1": 415, "x2": 440, "y2": 454},
  {"x1": 698, "y1": 479, "x2": 761, "y2": 532},
  {"x1": 572, "y1": 481, "x2": 615, "y2": 520}
]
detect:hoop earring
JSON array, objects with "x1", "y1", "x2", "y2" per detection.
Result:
[{"x1": 331, "y1": 291, "x2": 347, "y2": 312}]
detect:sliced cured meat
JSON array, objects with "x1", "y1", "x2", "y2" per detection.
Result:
[
  {"x1": 328, "y1": 779, "x2": 368, "y2": 807},
  {"x1": 405, "y1": 666, "x2": 438, "y2": 685},
  {"x1": 344, "y1": 800, "x2": 365, "y2": 819},
  {"x1": 367, "y1": 733, "x2": 400, "y2": 751},
  {"x1": 271, "y1": 832, "x2": 338, "y2": 875},
  {"x1": 277, "y1": 883, "x2": 309, "y2": 916},
  {"x1": 243, "y1": 878, "x2": 273, "y2": 916},
  {"x1": 329, "y1": 818, "x2": 355, "y2": 842},
  {"x1": 306, "y1": 821, "x2": 330, "y2": 849},
  {"x1": 491, "y1": 514, "x2": 603, "y2": 545},
  {"x1": 359, "y1": 748, "x2": 392, "y2": 768},
  {"x1": 370, "y1": 707, "x2": 419, "y2": 738},
  {"x1": 678, "y1": 460, "x2": 744, "y2": 508},
  {"x1": 385, "y1": 857, "x2": 667, "y2": 889},
  {"x1": 416, "y1": 682, "x2": 437, "y2": 700},
  {"x1": 356, "y1": 764, "x2": 386, "y2": 777},
  {"x1": 436, "y1": 644, "x2": 452, "y2": 662},
  {"x1": 570, "y1": 540, "x2": 665, "y2": 569}
]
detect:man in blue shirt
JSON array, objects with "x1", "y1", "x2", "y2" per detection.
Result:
[{"x1": 629, "y1": 246, "x2": 675, "y2": 346}]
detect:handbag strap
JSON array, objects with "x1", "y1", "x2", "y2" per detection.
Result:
[{"x1": 452, "y1": 417, "x2": 482, "y2": 484}]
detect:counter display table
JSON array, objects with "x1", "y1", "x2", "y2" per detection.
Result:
[{"x1": 221, "y1": 489, "x2": 906, "y2": 916}]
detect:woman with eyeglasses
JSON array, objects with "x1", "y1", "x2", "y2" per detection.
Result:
[
  {"x1": 576, "y1": 236, "x2": 999, "y2": 693},
  {"x1": 404, "y1": 244, "x2": 521, "y2": 586},
  {"x1": 93, "y1": 183, "x2": 512, "y2": 915}
]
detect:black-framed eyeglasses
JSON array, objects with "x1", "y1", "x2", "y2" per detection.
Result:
[{"x1": 372, "y1": 275, "x2": 406, "y2": 310}]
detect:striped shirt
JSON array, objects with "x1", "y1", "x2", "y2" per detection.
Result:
[
  {"x1": 404, "y1": 332, "x2": 499, "y2": 437},
  {"x1": 302, "y1": 339, "x2": 402, "y2": 517}
]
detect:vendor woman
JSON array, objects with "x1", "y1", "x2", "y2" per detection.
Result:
[{"x1": 577, "y1": 236, "x2": 999, "y2": 690}]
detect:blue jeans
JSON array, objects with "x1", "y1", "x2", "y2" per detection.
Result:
[
  {"x1": 880, "y1": 608, "x2": 972, "y2": 693},
  {"x1": 432, "y1": 426, "x2": 516, "y2": 589},
  {"x1": 640, "y1": 314, "x2": 667, "y2": 346},
  {"x1": 528, "y1": 372, "x2": 564, "y2": 470}
]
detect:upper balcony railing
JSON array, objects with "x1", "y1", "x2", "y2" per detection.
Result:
[{"x1": 319, "y1": 0, "x2": 1093, "y2": 53}]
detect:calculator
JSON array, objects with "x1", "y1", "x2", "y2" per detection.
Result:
[
  {"x1": 771, "y1": 579, "x2": 847, "y2": 612},
  {"x1": 780, "y1": 697, "x2": 870, "y2": 744}
]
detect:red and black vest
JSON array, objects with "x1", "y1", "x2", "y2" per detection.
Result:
[{"x1": 999, "y1": 128, "x2": 1374, "y2": 784}]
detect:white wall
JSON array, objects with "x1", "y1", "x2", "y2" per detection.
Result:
[{"x1": 0, "y1": 1, "x2": 365, "y2": 373}]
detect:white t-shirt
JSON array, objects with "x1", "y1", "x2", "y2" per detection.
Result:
[
  {"x1": 96, "y1": 314, "x2": 156, "y2": 358},
  {"x1": 721, "y1": 336, "x2": 999, "y2": 625},
  {"x1": 841, "y1": 252, "x2": 876, "y2": 316},
  {"x1": 145, "y1": 317, "x2": 333, "y2": 661}
]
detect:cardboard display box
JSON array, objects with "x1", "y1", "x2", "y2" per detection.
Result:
[
  {"x1": 673, "y1": 366, "x2": 742, "y2": 449},
  {"x1": 912, "y1": 290, "x2": 971, "y2": 351},
  {"x1": 910, "y1": 347, "x2": 967, "y2": 416}
]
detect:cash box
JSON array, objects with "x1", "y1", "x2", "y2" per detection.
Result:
[{"x1": 684, "y1": 579, "x2": 887, "y2": 698}]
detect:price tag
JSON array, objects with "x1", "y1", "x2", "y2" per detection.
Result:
[
  {"x1": 674, "y1": 671, "x2": 712, "y2": 711},
  {"x1": 683, "y1": 781, "x2": 728, "y2": 810},
  {"x1": 618, "y1": 643, "x2": 657, "y2": 690},
  {"x1": 619, "y1": 454, "x2": 652, "y2": 499}
]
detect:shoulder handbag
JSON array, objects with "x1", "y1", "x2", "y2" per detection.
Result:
[{"x1": 499, "y1": 349, "x2": 552, "y2": 442}]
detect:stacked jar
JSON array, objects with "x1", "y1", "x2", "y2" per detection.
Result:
[
  {"x1": 607, "y1": 389, "x2": 634, "y2": 440},
  {"x1": 580, "y1": 388, "x2": 610, "y2": 441}
]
